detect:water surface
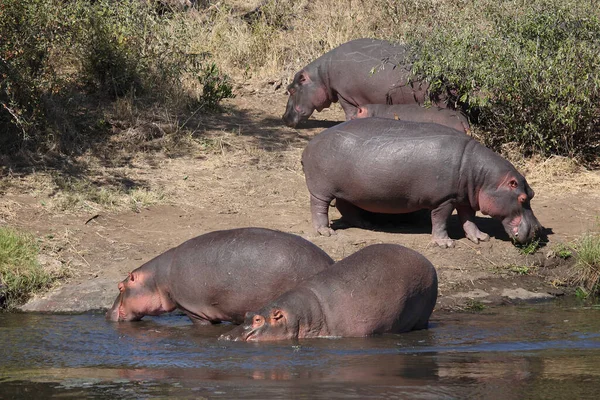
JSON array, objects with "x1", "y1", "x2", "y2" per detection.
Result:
[{"x1": 1, "y1": 302, "x2": 600, "y2": 399}]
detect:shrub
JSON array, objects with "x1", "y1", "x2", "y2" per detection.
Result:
[
  {"x1": 405, "y1": 0, "x2": 600, "y2": 158},
  {"x1": 0, "y1": 0, "x2": 234, "y2": 154},
  {"x1": 0, "y1": 227, "x2": 51, "y2": 309},
  {"x1": 570, "y1": 232, "x2": 600, "y2": 295}
]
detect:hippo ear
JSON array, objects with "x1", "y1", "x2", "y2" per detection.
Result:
[
  {"x1": 271, "y1": 309, "x2": 284, "y2": 321},
  {"x1": 297, "y1": 72, "x2": 311, "y2": 85},
  {"x1": 128, "y1": 272, "x2": 135, "y2": 282}
]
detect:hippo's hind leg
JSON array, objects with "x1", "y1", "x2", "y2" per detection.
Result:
[
  {"x1": 457, "y1": 205, "x2": 490, "y2": 244},
  {"x1": 430, "y1": 201, "x2": 455, "y2": 248},
  {"x1": 335, "y1": 199, "x2": 374, "y2": 229},
  {"x1": 310, "y1": 193, "x2": 335, "y2": 236}
]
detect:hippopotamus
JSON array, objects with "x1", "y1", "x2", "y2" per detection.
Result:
[
  {"x1": 301, "y1": 118, "x2": 541, "y2": 248},
  {"x1": 106, "y1": 228, "x2": 334, "y2": 323},
  {"x1": 353, "y1": 104, "x2": 470, "y2": 134},
  {"x1": 219, "y1": 243, "x2": 438, "y2": 341},
  {"x1": 283, "y1": 38, "x2": 443, "y2": 127}
]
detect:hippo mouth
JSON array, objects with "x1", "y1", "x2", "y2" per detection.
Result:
[
  {"x1": 503, "y1": 210, "x2": 540, "y2": 244},
  {"x1": 218, "y1": 324, "x2": 253, "y2": 342}
]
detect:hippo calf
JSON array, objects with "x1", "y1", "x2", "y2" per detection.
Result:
[
  {"x1": 302, "y1": 118, "x2": 541, "y2": 248},
  {"x1": 219, "y1": 244, "x2": 438, "y2": 341},
  {"x1": 283, "y1": 38, "x2": 443, "y2": 127},
  {"x1": 354, "y1": 104, "x2": 470, "y2": 134},
  {"x1": 106, "y1": 228, "x2": 334, "y2": 323}
]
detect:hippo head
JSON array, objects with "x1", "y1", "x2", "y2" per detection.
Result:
[
  {"x1": 282, "y1": 70, "x2": 332, "y2": 127},
  {"x1": 478, "y1": 171, "x2": 541, "y2": 244},
  {"x1": 219, "y1": 308, "x2": 296, "y2": 342},
  {"x1": 105, "y1": 270, "x2": 173, "y2": 322}
]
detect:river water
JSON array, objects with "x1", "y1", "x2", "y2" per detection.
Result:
[{"x1": 1, "y1": 302, "x2": 600, "y2": 399}]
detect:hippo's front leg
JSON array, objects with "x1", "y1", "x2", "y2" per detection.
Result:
[
  {"x1": 457, "y1": 205, "x2": 490, "y2": 244},
  {"x1": 430, "y1": 202, "x2": 455, "y2": 248},
  {"x1": 310, "y1": 193, "x2": 335, "y2": 236},
  {"x1": 337, "y1": 96, "x2": 359, "y2": 120}
]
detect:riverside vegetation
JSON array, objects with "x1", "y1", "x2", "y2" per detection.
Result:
[{"x1": 1, "y1": 0, "x2": 599, "y2": 307}]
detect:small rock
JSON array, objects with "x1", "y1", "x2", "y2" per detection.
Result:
[{"x1": 501, "y1": 288, "x2": 554, "y2": 301}]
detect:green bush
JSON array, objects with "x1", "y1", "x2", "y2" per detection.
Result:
[
  {"x1": 0, "y1": 227, "x2": 50, "y2": 309},
  {"x1": 0, "y1": 0, "x2": 234, "y2": 154},
  {"x1": 405, "y1": 0, "x2": 600, "y2": 157}
]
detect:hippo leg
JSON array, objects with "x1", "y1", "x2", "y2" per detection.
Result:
[
  {"x1": 335, "y1": 199, "x2": 373, "y2": 229},
  {"x1": 457, "y1": 206, "x2": 490, "y2": 244},
  {"x1": 430, "y1": 202, "x2": 455, "y2": 248},
  {"x1": 338, "y1": 96, "x2": 359, "y2": 120},
  {"x1": 310, "y1": 193, "x2": 335, "y2": 236}
]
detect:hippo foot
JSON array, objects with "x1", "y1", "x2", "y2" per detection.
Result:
[
  {"x1": 466, "y1": 232, "x2": 490, "y2": 244},
  {"x1": 432, "y1": 238, "x2": 455, "y2": 248},
  {"x1": 317, "y1": 226, "x2": 336, "y2": 237}
]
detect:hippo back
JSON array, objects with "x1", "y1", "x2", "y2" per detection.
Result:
[
  {"x1": 168, "y1": 228, "x2": 334, "y2": 323},
  {"x1": 303, "y1": 243, "x2": 438, "y2": 336}
]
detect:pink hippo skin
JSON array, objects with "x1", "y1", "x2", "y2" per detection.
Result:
[
  {"x1": 219, "y1": 244, "x2": 438, "y2": 341},
  {"x1": 301, "y1": 118, "x2": 541, "y2": 248},
  {"x1": 354, "y1": 104, "x2": 470, "y2": 134},
  {"x1": 106, "y1": 228, "x2": 334, "y2": 324},
  {"x1": 282, "y1": 38, "x2": 445, "y2": 127}
]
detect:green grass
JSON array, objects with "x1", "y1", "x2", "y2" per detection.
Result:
[
  {"x1": 509, "y1": 265, "x2": 531, "y2": 276},
  {"x1": 516, "y1": 238, "x2": 541, "y2": 255},
  {"x1": 571, "y1": 232, "x2": 600, "y2": 294},
  {"x1": 0, "y1": 227, "x2": 52, "y2": 309},
  {"x1": 553, "y1": 243, "x2": 573, "y2": 259},
  {"x1": 464, "y1": 299, "x2": 486, "y2": 312}
]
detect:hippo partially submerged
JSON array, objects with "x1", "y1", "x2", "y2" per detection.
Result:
[
  {"x1": 354, "y1": 104, "x2": 470, "y2": 134},
  {"x1": 301, "y1": 118, "x2": 541, "y2": 248},
  {"x1": 106, "y1": 228, "x2": 334, "y2": 323},
  {"x1": 283, "y1": 38, "x2": 442, "y2": 127},
  {"x1": 219, "y1": 244, "x2": 438, "y2": 341}
]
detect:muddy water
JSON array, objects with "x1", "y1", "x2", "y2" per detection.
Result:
[{"x1": 1, "y1": 302, "x2": 600, "y2": 399}]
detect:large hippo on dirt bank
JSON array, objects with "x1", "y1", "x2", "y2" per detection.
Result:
[
  {"x1": 106, "y1": 228, "x2": 334, "y2": 323},
  {"x1": 283, "y1": 38, "x2": 442, "y2": 127},
  {"x1": 301, "y1": 118, "x2": 541, "y2": 248},
  {"x1": 354, "y1": 104, "x2": 470, "y2": 134},
  {"x1": 219, "y1": 244, "x2": 438, "y2": 341}
]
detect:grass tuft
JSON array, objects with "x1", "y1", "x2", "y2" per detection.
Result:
[
  {"x1": 0, "y1": 227, "x2": 52, "y2": 309},
  {"x1": 570, "y1": 232, "x2": 600, "y2": 295},
  {"x1": 515, "y1": 238, "x2": 541, "y2": 255}
]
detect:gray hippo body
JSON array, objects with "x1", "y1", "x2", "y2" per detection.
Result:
[
  {"x1": 106, "y1": 228, "x2": 334, "y2": 324},
  {"x1": 219, "y1": 244, "x2": 438, "y2": 341},
  {"x1": 354, "y1": 104, "x2": 470, "y2": 134},
  {"x1": 283, "y1": 38, "x2": 443, "y2": 127},
  {"x1": 301, "y1": 118, "x2": 540, "y2": 247}
]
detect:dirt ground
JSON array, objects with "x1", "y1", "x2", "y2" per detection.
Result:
[{"x1": 3, "y1": 84, "x2": 600, "y2": 313}]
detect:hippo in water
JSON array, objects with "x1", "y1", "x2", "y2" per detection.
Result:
[
  {"x1": 219, "y1": 244, "x2": 438, "y2": 341},
  {"x1": 353, "y1": 104, "x2": 470, "y2": 134},
  {"x1": 106, "y1": 228, "x2": 334, "y2": 323},
  {"x1": 283, "y1": 38, "x2": 444, "y2": 127},
  {"x1": 301, "y1": 118, "x2": 541, "y2": 248}
]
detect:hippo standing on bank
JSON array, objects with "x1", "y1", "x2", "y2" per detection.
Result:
[
  {"x1": 354, "y1": 104, "x2": 470, "y2": 134},
  {"x1": 106, "y1": 228, "x2": 334, "y2": 323},
  {"x1": 283, "y1": 38, "x2": 443, "y2": 127},
  {"x1": 302, "y1": 118, "x2": 541, "y2": 248},
  {"x1": 219, "y1": 244, "x2": 438, "y2": 341}
]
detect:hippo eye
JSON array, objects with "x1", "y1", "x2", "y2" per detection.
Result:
[
  {"x1": 509, "y1": 179, "x2": 518, "y2": 189},
  {"x1": 298, "y1": 74, "x2": 306, "y2": 84},
  {"x1": 288, "y1": 88, "x2": 296, "y2": 95}
]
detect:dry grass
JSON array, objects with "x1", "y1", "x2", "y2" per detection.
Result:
[{"x1": 190, "y1": 0, "x2": 399, "y2": 83}]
